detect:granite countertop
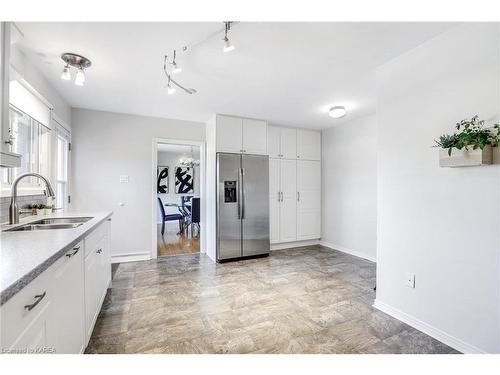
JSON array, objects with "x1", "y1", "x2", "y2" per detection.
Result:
[{"x1": 0, "y1": 211, "x2": 113, "y2": 306}]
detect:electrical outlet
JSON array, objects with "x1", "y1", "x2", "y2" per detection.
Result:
[
  {"x1": 119, "y1": 175, "x2": 129, "y2": 183},
  {"x1": 406, "y1": 273, "x2": 416, "y2": 288}
]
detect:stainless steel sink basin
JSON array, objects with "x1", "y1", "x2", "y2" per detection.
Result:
[
  {"x1": 4, "y1": 217, "x2": 93, "y2": 232},
  {"x1": 32, "y1": 217, "x2": 93, "y2": 225},
  {"x1": 6, "y1": 223, "x2": 84, "y2": 232}
]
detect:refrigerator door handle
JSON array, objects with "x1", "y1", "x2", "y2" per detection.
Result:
[
  {"x1": 237, "y1": 168, "x2": 242, "y2": 220},
  {"x1": 240, "y1": 167, "x2": 245, "y2": 219}
]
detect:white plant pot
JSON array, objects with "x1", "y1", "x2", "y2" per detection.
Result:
[
  {"x1": 439, "y1": 145, "x2": 493, "y2": 167},
  {"x1": 45, "y1": 208, "x2": 52, "y2": 215},
  {"x1": 36, "y1": 209, "x2": 45, "y2": 216}
]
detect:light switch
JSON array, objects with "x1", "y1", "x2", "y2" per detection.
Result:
[
  {"x1": 406, "y1": 273, "x2": 416, "y2": 288},
  {"x1": 119, "y1": 175, "x2": 129, "y2": 183}
]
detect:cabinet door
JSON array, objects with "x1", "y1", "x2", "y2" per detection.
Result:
[
  {"x1": 269, "y1": 158, "x2": 280, "y2": 243},
  {"x1": 217, "y1": 115, "x2": 243, "y2": 153},
  {"x1": 297, "y1": 160, "x2": 321, "y2": 240},
  {"x1": 279, "y1": 159, "x2": 297, "y2": 242},
  {"x1": 267, "y1": 125, "x2": 281, "y2": 158},
  {"x1": 242, "y1": 118, "x2": 267, "y2": 155},
  {"x1": 297, "y1": 129, "x2": 321, "y2": 160},
  {"x1": 52, "y1": 243, "x2": 85, "y2": 353},
  {"x1": 9, "y1": 303, "x2": 52, "y2": 353},
  {"x1": 280, "y1": 128, "x2": 297, "y2": 159},
  {"x1": 84, "y1": 246, "x2": 102, "y2": 341}
]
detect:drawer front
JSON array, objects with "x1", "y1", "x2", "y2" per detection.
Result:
[
  {"x1": 0, "y1": 265, "x2": 52, "y2": 349},
  {"x1": 84, "y1": 222, "x2": 107, "y2": 258}
]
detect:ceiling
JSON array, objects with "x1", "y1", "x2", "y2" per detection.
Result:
[{"x1": 15, "y1": 22, "x2": 456, "y2": 129}]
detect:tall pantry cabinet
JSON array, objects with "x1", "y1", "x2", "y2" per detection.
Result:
[{"x1": 268, "y1": 126, "x2": 321, "y2": 244}]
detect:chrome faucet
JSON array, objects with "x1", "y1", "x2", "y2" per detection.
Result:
[{"x1": 9, "y1": 173, "x2": 56, "y2": 224}]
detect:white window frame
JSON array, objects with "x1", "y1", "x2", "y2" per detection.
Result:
[{"x1": 52, "y1": 114, "x2": 71, "y2": 211}]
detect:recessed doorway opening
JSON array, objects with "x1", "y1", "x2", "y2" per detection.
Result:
[{"x1": 152, "y1": 140, "x2": 204, "y2": 258}]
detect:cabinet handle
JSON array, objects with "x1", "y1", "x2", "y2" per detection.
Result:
[
  {"x1": 297, "y1": 192, "x2": 300, "y2": 202},
  {"x1": 24, "y1": 292, "x2": 46, "y2": 311},
  {"x1": 297, "y1": 155, "x2": 300, "y2": 158},
  {"x1": 96, "y1": 248, "x2": 103, "y2": 254},
  {"x1": 66, "y1": 246, "x2": 80, "y2": 258}
]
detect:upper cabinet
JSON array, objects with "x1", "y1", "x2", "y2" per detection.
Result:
[
  {"x1": 297, "y1": 129, "x2": 321, "y2": 161},
  {"x1": 216, "y1": 115, "x2": 267, "y2": 155},
  {"x1": 0, "y1": 22, "x2": 21, "y2": 168},
  {"x1": 268, "y1": 126, "x2": 297, "y2": 159}
]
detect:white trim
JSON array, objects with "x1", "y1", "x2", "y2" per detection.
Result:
[
  {"x1": 271, "y1": 239, "x2": 320, "y2": 250},
  {"x1": 111, "y1": 252, "x2": 150, "y2": 264},
  {"x1": 152, "y1": 137, "x2": 206, "y2": 261},
  {"x1": 373, "y1": 299, "x2": 487, "y2": 354},
  {"x1": 319, "y1": 240, "x2": 376, "y2": 262}
]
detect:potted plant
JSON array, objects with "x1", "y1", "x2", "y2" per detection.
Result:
[
  {"x1": 434, "y1": 115, "x2": 500, "y2": 167},
  {"x1": 36, "y1": 204, "x2": 46, "y2": 216},
  {"x1": 44, "y1": 204, "x2": 53, "y2": 215}
]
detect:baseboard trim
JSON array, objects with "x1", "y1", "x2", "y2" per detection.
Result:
[
  {"x1": 111, "y1": 252, "x2": 150, "y2": 264},
  {"x1": 271, "y1": 239, "x2": 320, "y2": 251},
  {"x1": 373, "y1": 299, "x2": 487, "y2": 354},
  {"x1": 319, "y1": 240, "x2": 376, "y2": 263}
]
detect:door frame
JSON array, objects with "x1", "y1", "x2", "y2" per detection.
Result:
[{"x1": 151, "y1": 137, "x2": 206, "y2": 260}]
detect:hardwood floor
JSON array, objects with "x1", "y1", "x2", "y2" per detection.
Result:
[
  {"x1": 157, "y1": 223, "x2": 199, "y2": 257},
  {"x1": 85, "y1": 246, "x2": 459, "y2": 354}
]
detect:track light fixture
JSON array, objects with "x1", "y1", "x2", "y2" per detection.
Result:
[
  {"x1": 223, "y1": 21, "x2": 235, "y2": 52},
  {"x1": 61, "y1": 53, "x2": 91, "y2": 86},
  {"x1": 163, "y1": 55, "x2": 196, "y2": 95}
]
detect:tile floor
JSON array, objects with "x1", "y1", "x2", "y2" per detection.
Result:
[{"x1": 85, "y1": 246, "x2": 459, "y2": 354}]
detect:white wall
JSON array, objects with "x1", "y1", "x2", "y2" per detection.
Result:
[
  {"x1": 321, "y1": 114, "x2": 377, "y2": 262},
  {"x1": 157, "y1": 150, "x2": 200, "y2": 222},
  {"x1": 71, "y1": 108, "x2": 205, "y2": 262},
  {"x1": 375, "y1": 23, "x2": 500, "y2": 353},
  {"x1": 10, "y1": 45, "x2": 71, "y2": 125}
]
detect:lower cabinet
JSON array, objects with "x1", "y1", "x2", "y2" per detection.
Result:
[
  {"x1": 0, "y1": 219, "x2": 111, "y2": 354},
  {"x1": 51, "y1": 242, "x2": 85, "y2": 353}
]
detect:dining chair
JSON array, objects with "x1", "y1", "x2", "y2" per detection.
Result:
[{"x1": 157, "y1": 198, "x2": 184, "y2": 235}]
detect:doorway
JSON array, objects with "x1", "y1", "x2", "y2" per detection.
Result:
[{"x1": 152, "y1": 139, "x2": 205, "y2": 258}]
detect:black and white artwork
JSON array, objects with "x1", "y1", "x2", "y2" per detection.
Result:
[
  {"x1": 175, "y1": 166, "x2": 194, "y2": 194},
  {"x1": 157, "y1": 166, "x2": 169, "y2": 194}
]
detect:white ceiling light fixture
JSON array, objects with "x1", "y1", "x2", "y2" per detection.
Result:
[
  {"x1": 61, "y1": 64, "x2": 71, "y2": 80},
  {"x1": 163, "y1": 54, "x2": 196, "y2": 95},
  {"x1": 166, "y1": 77, "x2": 176, "y2": 95},
  {"x1": 329, "y1": 106, "x2": 347, "y2": 119},
  {"x1": 74, "y1": 68, "x2": 85, "y2": 86},
  {"x1": 61, "y1": 53, "x2": 91, "y2": 86},
  {"x1": 223, "y1": 21, "x2": 235, "y2": 52}
]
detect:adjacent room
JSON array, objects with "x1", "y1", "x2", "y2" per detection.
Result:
[
  {"x1": 1, "y1": 20, "x2": 499, "y2": 358},
  {"x1": 156, "y1": 142, "x2": 201, "y2": 257}
]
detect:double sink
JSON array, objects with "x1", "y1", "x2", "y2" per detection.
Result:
[{"x1": 4, "y1": 217, "x2": 93, "y2": 232}]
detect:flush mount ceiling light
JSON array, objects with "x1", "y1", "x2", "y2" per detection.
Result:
[
  {"x1": 61, "y1": 53, "x2": 91, "y2": 86},
  {"x1": 223, "y1": 21, "x2": 235, "y2": 52},
  {"x1": 329, "y1": 106, "x2": 347, "y2": 119}
]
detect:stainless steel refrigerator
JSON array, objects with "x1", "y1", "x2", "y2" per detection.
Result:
[{"x1": 217, "y1": 153, "x2": 270, "y2": 261}]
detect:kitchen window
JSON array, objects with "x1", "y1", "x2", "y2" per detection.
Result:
[{"x1": 55, "y1": 125, "x2": 71, "y2": 210}]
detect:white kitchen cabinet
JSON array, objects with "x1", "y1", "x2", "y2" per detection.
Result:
[
  {"x1": 269, "y1": 158, "x2": 280, "y2": 243},
  {"x1": 0, "y1": 22, "x2": 21, "y2": 168},
  {"x1": 0, "y1": 218, "x2": 112, "y2": 354},
  {"x1": 297, "y1": 160, "x2": 321, "y2": 240},
  {"x1": 269, "y1": 158, "x2": 297, "y2": 244},
  {"x1": 297, "y1": 129, "x2": 321, "y2": 161},
  {"x1": 216, "y1": 115, "x2": 243, "y2": 153},
  {"x1": 267, "y1": 126, "x2": 296, "y2": 159},
  {"x1": 242, "y1": 118, "x2": 267, "y2": 154},
  {"x1": 216, "y1": 115, "x2": 267, "y2": 155},
  {"x1": 51, "y1": 242, "x2": 85, "y2": 353},
  {"x1": 0, "y1": 263, "x2": 53, "y2": 352},
  {"x1": 84, "y1": 222, "x2": 111, "y2": 343}
]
